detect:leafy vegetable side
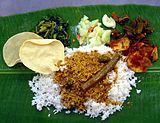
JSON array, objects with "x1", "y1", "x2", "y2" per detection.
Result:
[{"x1": 34, "y1": 16, "x2": 70, "y2": 46}]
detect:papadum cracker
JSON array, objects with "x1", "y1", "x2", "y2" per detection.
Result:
[{"x1": 19, "y1": 39, "x2": 64, "y2": 74}]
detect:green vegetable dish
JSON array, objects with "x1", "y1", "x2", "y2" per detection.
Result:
[{"x1": 34, "y1": 16, "x2": 69, "y2": 46}]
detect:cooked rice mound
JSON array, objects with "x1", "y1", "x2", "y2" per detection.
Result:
[{"x1": 29, "y1": 45, "x2": 137, "y2": 120}]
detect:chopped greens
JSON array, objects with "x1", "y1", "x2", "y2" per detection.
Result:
[{"x1": 34, "y1": 16, "x2": 70, "y2": 46}]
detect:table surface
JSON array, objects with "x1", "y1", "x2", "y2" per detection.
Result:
[{"x1": 1, "y1": 0, "x2": 160, "y2": 16}]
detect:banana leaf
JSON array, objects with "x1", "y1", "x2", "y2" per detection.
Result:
[{"x1": 0, "y1": 4, "x2": 160, "y2": 123}]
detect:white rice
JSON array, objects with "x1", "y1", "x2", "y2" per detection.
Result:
[
  {"x1": 108, "y1": 60, "x2": 137, "y2": 102},
  {"x1": 136, "y1": 89, "x2": 141, "y2": 94},
  {"x1": 65, "y1": 45, "x2": 114, "y2": 57},
  {"x1": 29, "y1": 45, "x2": 138, "y2": 120},
  {"x1": 48, "y1": 114, "x2": 51, "y2": 117},
  {"x1": 29, "y1": 75, "x2": 65, "y2": 112}
]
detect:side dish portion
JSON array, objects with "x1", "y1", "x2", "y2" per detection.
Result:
[
  {"x1": 76, "y1": 15, "x2": 111, "y2": 46},
  {"x1": 34, "y1": 16, "x2": 70, "y2": 46}
]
